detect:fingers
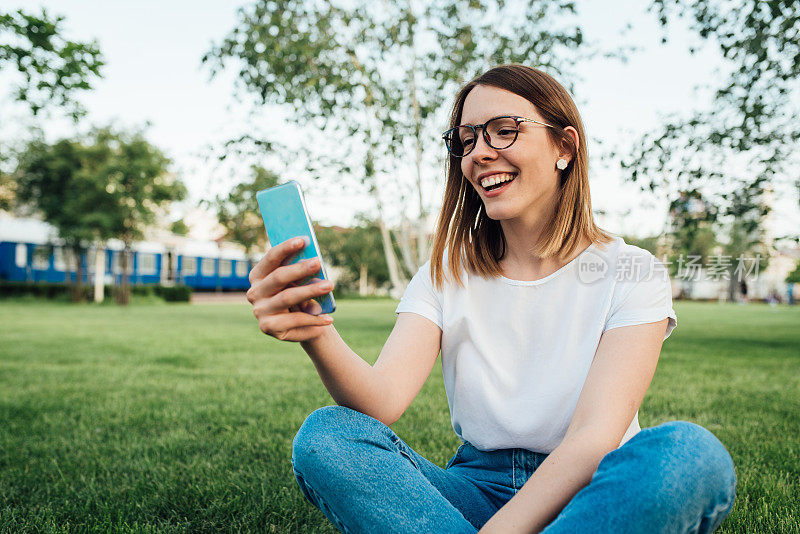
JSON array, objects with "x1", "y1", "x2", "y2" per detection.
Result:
[
  {"x1": 247, "y1": 258, "x2": 325, "y2": 303},
  {"x1": 250, "y1": 279, "x2": 332, "y2": 312},
  {"x1": 249, "y1": 237, "x2": 307, "y2": 283},
  {"x1": 257, "y1": 311, "x2": 334, "y2": 340},
  {"x1": 298, "y1": 298, "x2": 323, "y2": 315},
  {"x1": 246, "y1": 237, "x2": 334, "y2": 343}
]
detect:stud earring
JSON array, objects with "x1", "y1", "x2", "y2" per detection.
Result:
[{"x1": 556, "y1": 158, "x2": 568, "y2": 170}]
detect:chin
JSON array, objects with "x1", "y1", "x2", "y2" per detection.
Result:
[{"x1": 483, "y1": 205, "x2": 515, "y2": 221}]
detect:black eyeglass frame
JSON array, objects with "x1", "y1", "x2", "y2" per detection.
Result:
[{"x1": 442, "y1": 115, "x2": 557, "y2": 158}]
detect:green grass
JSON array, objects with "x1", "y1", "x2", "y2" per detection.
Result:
[{"x1": 0, "y1": 300, "x2": 798, "y2": 533}]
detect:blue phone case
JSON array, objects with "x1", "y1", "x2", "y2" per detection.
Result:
[{"x1": 256, "y1": 181, "x2": 336, "y2": 314}]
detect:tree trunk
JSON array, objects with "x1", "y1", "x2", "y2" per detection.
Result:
[
  {"x1": 728, "y1": 265, "x2": 737, "y2": 302},
  {"x1": 397, "y1": 217, "x2": 417, "y2": 276},
  {"x1": 94, "y1": 247, "x2": 105, "y2": 303},
  {"x1": 376, "y1": 215, "x2": 405, "y2": 298},
  {"x1": 71, "y1": 247, "x2": 84, "y2": 302},
  {"x1": 408, "y1": 3, "x2": 428, "y2": 269},
  {"x1": 359, "y1": 264, "x2": 368, "y2": 296},
  {"x1": 417, "y1": 218, "x2": 431, "y2": 265},
  {"x1": 362, "y1": 104, "x2": 405, "y2": 298},
  {"x1": 117, "y1": 245, "x2": 131, "y2": 305}
]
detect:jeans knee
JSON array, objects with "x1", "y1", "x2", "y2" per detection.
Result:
[
  {"x1": 651, "y1": 421, "x2": 737, "y2": 503},
  {"x1": 292, "y1": 405, "x2": 383, "y2": 475}
]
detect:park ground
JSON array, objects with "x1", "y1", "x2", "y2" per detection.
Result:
[{"x1": 0, "y1": 299, "x2": 798, "y2": 533}]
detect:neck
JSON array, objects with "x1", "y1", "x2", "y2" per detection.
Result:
[
  {"x1": 497, "y1": 196, "x2": 590, "y2": 281},
  {"x1": 498, "y1": 193, "x2": 557, "y2": 268}
]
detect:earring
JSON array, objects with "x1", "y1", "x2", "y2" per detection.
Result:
[{"x1": 556, "y1": 158, "x2": 568, "y2": 170}]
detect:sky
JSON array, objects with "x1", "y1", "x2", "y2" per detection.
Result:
[{"x1": 1, "y1": 0, "x2": 797, "y2": 241}]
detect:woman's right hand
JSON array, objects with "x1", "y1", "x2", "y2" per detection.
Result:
[{"x1": 246, "y1": 237, "x2": 335, "y2": 342}]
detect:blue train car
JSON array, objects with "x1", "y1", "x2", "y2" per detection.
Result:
[
  {"x1": 0, "y1": 216, "x2": 254, "y2": 291},
  {"x1": 172, "y1": 241, "x2": 251, "y2": 290},
  {"x1": 0, "y1": 241, "x2": 91, "y2": 283}
]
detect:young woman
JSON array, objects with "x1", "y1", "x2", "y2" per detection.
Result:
[{"x1": 247, "y1": 65, "x2": 737, "y2": 533}]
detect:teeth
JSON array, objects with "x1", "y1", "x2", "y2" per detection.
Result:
[{"x1": 480, "y1": 173, "x2": 516, "y2": 189}]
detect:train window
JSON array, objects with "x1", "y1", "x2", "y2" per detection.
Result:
[
  {"x1": 54, "y1": 247, "x2": 75, "y2": 271},
  {"x1": 219, "y1": 260, "x2": 232, "y2": 277},
  {"x1": 86, "y1": 249, "x2": 97, "y2": 273},
  {"x1": 112, "y1": 250, "x2": 133, "y2": 274},
  {"x1": 201, "y1": 258, "x2": 216, "y2": 276},
  {"x1": 15, "y1": 244, "x2": 27, "y2": 268},
  {"x1": 54, "y1": 247, "x2": 65, "y2": 270},
  {"x1": 235, "y1": 260, "x2": 248, "y2": 278},
  {"x1": 33, "y1": 246, "x2": 50, "y2": 270},
  {"x1": 138, "y1": 253, "x2": 157, "y2": 275},
  {"x1": 182, "y1": 257, "x2": 197, "y2": 276}
]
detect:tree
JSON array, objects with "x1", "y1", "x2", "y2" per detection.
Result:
[
  {"x1": 621, "y1": 1, "x2": 800, "y2": 281},
  {"x1": 787, "y1": 262, "x2": 800, "y2": 285},
  {"x1": 14, "y1": 137, "x2": 113, "y2": 301},
  {"x1": 667, "y1": 190, "x2": 717, "y2": 257},
  {"x1": 315, "y1": 217, "x2": 392, "y2": 295},
  {"x1": 208, "y1": 165, "x2": 280, "y2": 255},
  {"x1": 0, "y1": 8, "x2": 103, "y2": 117},
  {"x1": 14, "y1": 128, "x2": 186, "y2": 304},
  {"x1": 94, "y1": 128, "x2": 187, "y2": 304},
  {"x1": 169, "y1": 219, "x2": 190, "y2": 236},
  {"x1": 203, "y1": 0, "x2": 591, "y2": 296},
  {"x1": 719, "y1": 178, "x2": 771, "y2": 301},
  {"x1": 0, "y1": 8, "x2": 105, "y2": 211},
  {"x1": 620, "y1": 235, "x2": 661, "y2": 256}
]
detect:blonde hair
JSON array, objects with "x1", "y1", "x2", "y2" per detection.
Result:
[{"x1": 431, "y1": 64, "x2": 612, "y2": 289}]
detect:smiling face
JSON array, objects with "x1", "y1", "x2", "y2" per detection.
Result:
[{"x1": 460, "y1": 84, "x2": 564, "y2": 224}]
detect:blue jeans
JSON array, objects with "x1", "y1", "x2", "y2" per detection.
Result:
[{"x1": 291, "y1": 406, "x2": 736, "y2": 533}]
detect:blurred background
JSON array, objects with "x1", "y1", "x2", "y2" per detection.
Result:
[{"x1": 1, "y1": 0, "x2": 798, "y2": 303}]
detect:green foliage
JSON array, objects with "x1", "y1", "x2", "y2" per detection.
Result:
[
  {"x1": 621, "y1": 235, "x2": 661, "y2": 256},
  {"x1": 720, "y1": 178, "x2": 771, "y2": 269},
  {"x1": 91, "y1": 128, "x2": 187, "y2": 244},
  {"x1": 0, "y1": 281, "x2": 75, "y2": 300},
  {"x1": 15, "y1": 128, "x2": 186, "y2": 246},
  {"x1": 13, "y1": 136, "x2": 113, "y2": 300},
  {"x1": 169, "y1": 219, "x2": 190, "y2": 236},
  {"x1": 622, "y1": 1, "x2": 800, "y2": 255},
  {"x1": 203, "y1": 0, "x2": 601, "y2": 287},
  {"x1": 208, "y1": 165, "x2": 279, "y2": 254},
  {"x1": 0, "y1": 282, "x2": 192, "y2": 303},
  {"x1": 202, "y1": 0, "x2": 591, "y2": 220},
  {"x1": 13, "y1": 127, "x2": 186, "y2": 304},
  {"x1": 315, "y1": 218, "x2": 390, "y2": 292},
  {"x1": 665, "y1": 189, "x2": 717, "y2": 272},
  {"x1": 153, "y1": 284, "x2": 192, "y2": 303},
  {"x1": 785, "y1": 261, "x2": 800, "y2": 285},
  {"x1": 650, "y1": 1, "x2": 800, "y2": 125},
  {"x1": 0, "y1": 8, "x2": 104, "y2": 119},
  {"x1": 15, "y1": 137, "x2": 112, "y2": 244},
  {"x1": 204, "y1": 0, "x2": 584, "y2": 131}
]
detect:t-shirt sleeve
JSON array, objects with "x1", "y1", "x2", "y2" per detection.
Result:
[
  {"x1": 395, "y1": 260, "x2": 443, "y2": 329},
  {"x1": 604, "y1": 253, "x2": 677, "y2": 341}
]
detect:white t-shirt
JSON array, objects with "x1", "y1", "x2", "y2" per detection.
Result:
[{"x1": 395, "y1": 236, "x2": 677, "y2": 454}]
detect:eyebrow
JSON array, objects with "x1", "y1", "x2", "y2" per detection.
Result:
[{"x1": 458, "y1": 114, "x2": 510, "y2": 126}]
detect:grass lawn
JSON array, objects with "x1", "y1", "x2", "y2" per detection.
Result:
[{"x1": 0, "y1": 299, "x2": 798, "y2": 533}]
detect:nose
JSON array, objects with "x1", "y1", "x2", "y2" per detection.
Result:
[{"x1": 469, "y1": 128, "x2": 498, "y2": 163}]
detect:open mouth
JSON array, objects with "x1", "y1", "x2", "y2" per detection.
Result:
[{"x1": 480, "y1": 172, "x2": 517, "y2": 192}]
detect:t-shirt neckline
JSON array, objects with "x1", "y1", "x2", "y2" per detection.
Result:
[{"x1": 496, "y1": 241, "x2": 599, "y2": 287}]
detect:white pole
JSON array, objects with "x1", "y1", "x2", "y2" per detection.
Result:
[{"x1": 94, "y1": 248, "x2": 105, "y2": 303}]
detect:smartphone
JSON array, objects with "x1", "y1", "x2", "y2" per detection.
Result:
[{"x1": 256, "y1": 180, "x2": 336, "y2": 315}]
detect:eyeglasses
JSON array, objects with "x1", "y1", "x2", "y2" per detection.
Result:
[{"x1": 442, "y1": 115, "x2": 556, "y2": 158}]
